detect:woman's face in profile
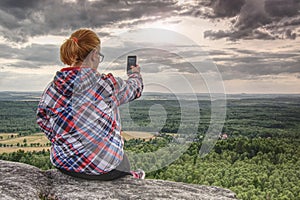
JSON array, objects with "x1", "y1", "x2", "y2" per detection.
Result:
[
  {"x1": 85, "y1": 46, "x2": 101, "y2": 69},
  {"x1": 94, "y1": 46, "x2": 103, "y2": 68}
]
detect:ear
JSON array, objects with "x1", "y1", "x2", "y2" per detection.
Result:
[{"x1": 91, "y1": 50, "x2": 97, "y2": 61}]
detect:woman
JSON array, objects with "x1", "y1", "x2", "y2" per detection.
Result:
[{"x1": 36, "y1": 29, "x2": 144, "y2": 180}]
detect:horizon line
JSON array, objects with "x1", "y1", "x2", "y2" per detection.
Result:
[{"x1": 0, "y1": 91, "x2": 300, "y2": 95}]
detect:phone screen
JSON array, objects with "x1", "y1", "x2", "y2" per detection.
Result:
[{"x1": 127, "y1": 56, "x2": 137, "y2": 74}]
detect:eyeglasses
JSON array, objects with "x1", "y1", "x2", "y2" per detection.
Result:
[{"x1": 98, "y1": 52, "x2": 104, "y2": 63}]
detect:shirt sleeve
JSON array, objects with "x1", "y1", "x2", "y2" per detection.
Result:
[
  {"x1": 113, "y1": 73, "x2": 143, "y2": 106},
  {"x1": 36, "y1": 98, "x2": 54, "y2": 142}
]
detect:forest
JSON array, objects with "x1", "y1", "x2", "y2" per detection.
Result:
[{"x1": 0, "y1": 95, "x2": 300, "y2": 200}]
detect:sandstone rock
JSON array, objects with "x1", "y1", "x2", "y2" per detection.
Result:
[{"x1": 0, "y1": 160, "x2": 238, "y2": 200}]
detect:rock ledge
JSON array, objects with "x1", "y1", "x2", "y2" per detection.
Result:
[{"x1": 0, "y1": 160, "x2": 238, "y2": 200}]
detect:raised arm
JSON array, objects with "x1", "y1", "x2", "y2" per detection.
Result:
[
  {"x1": 110, "y1": 65, "x2": 143, "y2": 106},
  {"x1": 115, "y1": 73, "x2": 143, "y2": 106}
]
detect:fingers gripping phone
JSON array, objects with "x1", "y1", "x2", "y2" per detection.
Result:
[{"x1": 127, "y1": 55, "x2": 137, "y2": 74}]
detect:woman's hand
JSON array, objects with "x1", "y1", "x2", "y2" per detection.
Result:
[{"x1": 130, "y1": 64, "x2": 140, "y2": 74}]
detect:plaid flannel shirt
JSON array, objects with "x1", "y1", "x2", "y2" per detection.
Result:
[{"x1": 36, "y1": 66, "x2": 143, "y2": 174}]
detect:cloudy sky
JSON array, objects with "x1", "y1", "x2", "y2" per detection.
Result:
[{"x1": 0, "y1": 0, "x2": 299, "y2": 94}]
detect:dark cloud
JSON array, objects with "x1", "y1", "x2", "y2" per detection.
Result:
[
  {"x1": 0, "y1": 0, "x2": 42, "y2": 9},
  {"x1": 204, "y1": 30, "x2": 247, "y2": 41},
  {"x1": 0, "y1": 0, "x2": 181, "y2": 42},
  {"x1": 0, "y1": 43, "x2": 60, "y2": 68},
  {"x1": 201, "y1": 0, "x2": 300, "y2": 40},
  {"x1": 210, "y1": 0, "x2": 245, "y2": 18},
  {"x1": 285, "y1": 29, "x2": 297, "y2": 40},
  {"x1": 265, "y1": 0, "x2": 299, "y2": 17},
  {"x1": 210, "y1": 48, "x2": 300, "y2": 80},
  {"x1": 235, "y1": 0, "x2": 270, "y2": 30},
  {"x1": 208, "y1": 50, "x2": 231, "y2": 56},
  {"x1": 1, "y1": 0, "x2": 299, "y2": 42}
]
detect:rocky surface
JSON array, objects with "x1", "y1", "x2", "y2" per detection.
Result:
[{"x1": 0, "y1": 160, "x2": 238, "y2": 200}]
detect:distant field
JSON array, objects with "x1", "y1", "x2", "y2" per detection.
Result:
[
  {"x1": 0, "y1": 133, "x2": 48, "y2": 145},
  {"x1": 122, "y1": 131, "x2": 155, "y2": 141},
  {"x1": 0, "y1": 133, "x2": 19, "y2": 140},
  {"x1": 0, "y1": 133, "x2": 49, "y2": 154},
  {"x1": 0, "y1": 147, "x2": 49, "y2": 154},
  {"x1": 0, "y1": 131, "x2": 154, "y2": 153}
]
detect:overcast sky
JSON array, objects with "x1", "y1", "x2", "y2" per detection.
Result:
[{"x1": 0, "y1": 0, "x2": 299, "y2": 94}]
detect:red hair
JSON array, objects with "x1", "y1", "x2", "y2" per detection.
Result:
[{"x1": 60, "y1": 29, "x2": 101, "y2": 65}]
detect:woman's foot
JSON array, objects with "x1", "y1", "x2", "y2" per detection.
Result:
[{"x1": 131, "y1": 169, "x2": 145, "y2": 179}]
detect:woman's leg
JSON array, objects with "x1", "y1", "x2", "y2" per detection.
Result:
[
  {"x1": 58, "y1": 153, "x2": 132, "y2": 181},
  {"x1": 93, "y1": 153, "x2": 132, "y2": 181},
  {"x1": 115, "y1": 153, "x2": 131, "y2": 173}
]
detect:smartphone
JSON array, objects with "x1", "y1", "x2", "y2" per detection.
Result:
[{"x1": 127, "y1": 55, "x2": 137, "y2": 74}]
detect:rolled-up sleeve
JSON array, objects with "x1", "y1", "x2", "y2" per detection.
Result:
[{"x1": 114, "y1": 73, "x2": 143, "y2": 106}]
